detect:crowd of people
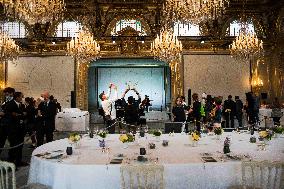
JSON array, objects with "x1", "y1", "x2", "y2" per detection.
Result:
[
  {"x1": 172, "y1": 92, "x2": 283, "y2": 133},
  {"x1": 0, "y1": 87, "x2": 61, "y2": 168},
  {"x1": 99, "y1": 83, "x2": 283, "y2": 135}
]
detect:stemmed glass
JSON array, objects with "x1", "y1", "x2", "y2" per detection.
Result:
[
  {"x1": 94, "y1": 126, "x2": 99, "y2": 139},
  {"x1": 144, "y1": 125, "x2": 149, "y2": 140}
]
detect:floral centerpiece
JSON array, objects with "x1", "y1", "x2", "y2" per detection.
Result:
[
  {"x1": 214, "y1": 127, "x2": 223, "y2": 135},
  {"x1": 68, "y1": 133, "x2": 81, "y2": 148},
  {"x1": 273, "y1": 126, "x2": 284, "y2": 137},
  {"x1": 259, "y1": 130, "x2": 273, "y2": 141},
  {"x1": 119, "y1": 133, "x2": 135, "y2": 143},
  {"x1": 97, "y1": 130, "x2": 108, "y2": 138},
  {"x1": 68, "y1": 133, "x2": 81, "y2": 143},
  {"x1": 97, "y1": 130, "x2": 108, "y2": 148},
  {"x1": 152, "y1": 129, "x2": 162, "y2": 137},
  {"x1": 191, "y1": 131, "x2": 200, "y2": 141},
  {"x1": 151, "y1": 129, "x2": 162, "y2": 141},
  {"x1": 119, "y1": 133, "x2": 135, "y2": 148},
  {"x1": 213, "y1": 125, "x2": 223, "y2": 140},
  {"x1": 191, "y1": 131, "x2": 200, "y2": 147}
]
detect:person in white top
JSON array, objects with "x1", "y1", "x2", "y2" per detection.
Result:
[{"x1": 99, "y1": 83, "x2": 118, "y2": 133}]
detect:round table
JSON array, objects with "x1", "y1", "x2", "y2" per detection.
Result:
[{"x1": 28, "y1": 133, "x2": 284, "y2": 189}]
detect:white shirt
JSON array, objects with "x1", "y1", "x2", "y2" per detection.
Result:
[{"x1": 101, "y1": 88, "x2": 118, "y2": 120}]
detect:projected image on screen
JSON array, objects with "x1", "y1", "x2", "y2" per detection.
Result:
[{"x1": 97, "y1": 67, "x2": 165, "y2": 108}]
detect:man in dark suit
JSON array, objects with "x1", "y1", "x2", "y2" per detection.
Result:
[
  {"x1": 191, "y1": 93, "x2": 201, "y2": 133},
  {"x1": 36, "y1": 91, "x2": 57, "y2": 146},
  {"x1": 223, "y1": 95, "x2": 236, "y2": 128},
  {"x1": 3, "y1": 92, "x2": 27, "y2": 167},
  {"x1": 235, "y1": 96, "x2": 243, "y2": 128},
  {"x1": 0, "y1": 87, "x2": 15, "y2": 158}
]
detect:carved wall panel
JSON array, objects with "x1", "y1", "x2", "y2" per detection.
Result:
[
  {"x1": 7, "y1": 56, "x2": 74, "y2": 107},
  {"x1": 183, "y1": 54, "x2": 251, "y2": 102}
]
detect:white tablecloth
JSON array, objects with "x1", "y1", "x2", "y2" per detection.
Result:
[
  {"x1": 143, "y1": 111, "x2": 170, "y2": 122},
  {"x1": 55, "y1": 109, "x2": 90, "y2": 132},
  {"x1": 259, "y1": 108, "x2": 284, "y2": 127},
  {"x1": 28, "y1": 133, "x2": 284, "y2": 189}
]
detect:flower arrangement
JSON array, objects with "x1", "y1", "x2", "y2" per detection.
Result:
[
  {"x1": 68, "y1": 133, "x2": 81, "y2": 143},
  {"x1": 152, "y1": 129, "x2": 162, "y2": 137},
  {"x1": 191, "y1": 131, "x2": 200, "y2": 141},
  {"x1": 214, "y1": 127, "x2": 223, "y2": 135},
  {"x1": 119, "y1": 133, "x2": 135, "y2": 143},
  {"x1": 273, "y1": 126, "x2": 284, "y2": 134},
  {"x1": 259, "y1": 130, "x2": 273, "y2": 140},
  {"x1": 97, "y1": 130, "x2": 108, "y2": 138}
]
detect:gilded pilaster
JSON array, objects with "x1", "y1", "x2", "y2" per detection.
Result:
[{"x1": 76, "y1": 60, "x2": 89, "y2": 110}]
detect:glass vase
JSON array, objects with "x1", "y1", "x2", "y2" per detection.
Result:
[
  {"x1": 192, "y1": 140, "x2": 198, "y2": 147},
  {"x1": 155, "y1": 136, "x2": 161, "y2": 142},
  {"x1": 123, "y1": 142, "x2": 128, "y2": 149},
  {"x1": 216, "y1": 135, "x2": 221, "y2": 140}
]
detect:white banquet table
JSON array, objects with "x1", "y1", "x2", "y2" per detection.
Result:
[
  {"x1": 259, "y1": 108, "x2": 284, "y2": 127},
  {"x1": 143, "y1": 111, "x2": 170, "y2": 122},
  {"x1": 55, "y1": 108, "x2": 90, "y2": 132},
  {"x1": 28, "y1": 133, "x2": 284, "y2": 189}
]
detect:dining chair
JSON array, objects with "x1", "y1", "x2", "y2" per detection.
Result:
[
  {"x1": 0, "y1": 160, "x2": 16, "y2": 189},
  {"x1": 230, "y1": 160, "x2": 284, "y2": 189},
  {"x1": 120, "y1": 164, "x2": 164, "y2": 189},
  {"x1": 0, "y1": 161, "x2": 51, "y2": 189}
]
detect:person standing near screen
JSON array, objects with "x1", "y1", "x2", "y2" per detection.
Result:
[{"x1": 99, "y1": 83, "x2": 118, "y2": 134}]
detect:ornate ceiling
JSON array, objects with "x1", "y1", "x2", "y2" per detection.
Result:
[{"x1": 0, "y1": 0, "x2": 283, "y2": 56}]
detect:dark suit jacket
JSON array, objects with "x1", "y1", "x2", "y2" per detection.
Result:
[
  {"x1": 172, "y1": 106, "x2": 186, "y2": 122},
  {"x1": 37, "y1": 101, "x2": 57, "y2": 129},
  {"x1": 192, "y1": 101, "x2": 201, "y2": 120},
  {"x1": 3, "y1": 100, "x2": 25, "y2": 132},
  {"x1": 223, "y1": 99, "x2": 236, "y2": 116},
  {"x1": 124, "y1": 104, "x2": 139, "y2": 124}
]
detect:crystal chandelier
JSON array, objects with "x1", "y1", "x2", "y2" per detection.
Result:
[
  {"x1": 151, "y1": 28, "x2": 182, "y2": 63},
  {"x1": 0, "y1": 31, "x2": 20, "y2": 62},
  {"x1": 2, "y1": 0, "x2": 64, "y2": 25},
  {"x1": 67, "y1": 29, "x2": 100, "y2": 62},
  {"x1": 162, "y1": 0, "x2": 229, "y2": 25},
  {"x1": 230, "y1": 23, "x2": 264, "y2": 60}
]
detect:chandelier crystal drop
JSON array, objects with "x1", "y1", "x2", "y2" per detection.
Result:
[
  {"x1": 67, "y1": 29, "x2": 101, "y2": 62},
  {"x1": 163, "y1": 0, "x2": 229, "y2": 25},
  {"x1": 0, "y1": 31, "x2": 20, "y2": 61},
  {"x1": 3, "y1": 0, "x2": 64, "y2": 25},
  {"x1": 151, "y1": 29, "x2": 182, "y2": 63},
  {"x1": 230, "y1": 24, "x2": 263, "y2": 60}
]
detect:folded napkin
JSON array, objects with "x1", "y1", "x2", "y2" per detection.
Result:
[
  {"x1": 34, "y1": 152, "x2": 51, "y2": 157},
  {"x1": 45, "y1": 154, "x2": 64, "y2": 159}
]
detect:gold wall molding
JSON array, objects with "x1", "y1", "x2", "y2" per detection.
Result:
[{"x1": 75, "y1": 60, "x2": 89, "y2": 110}]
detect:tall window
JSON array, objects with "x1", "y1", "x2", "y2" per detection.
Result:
[
  {"x1": 227, "y1": 20, "x2": 255, "y2": 36},
  {"x1": 1, "y1": 21, "x2": 27, "y2": 38},
  {"x1": 111, "y1": 20, "x2": 146, "y2": 35},
  {"x1": 56, "y1": 21, "x2": 82, "y2": 37},
  {"x1": 173, "y1": 22, "x2": 200, "y2": 36}
]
